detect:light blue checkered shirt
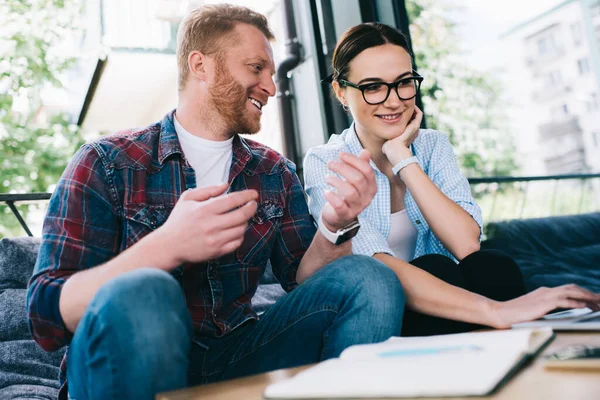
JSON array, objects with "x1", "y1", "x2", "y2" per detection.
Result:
[{"x1": 303, "y1": 123, "x2": 483, "y2": 261}]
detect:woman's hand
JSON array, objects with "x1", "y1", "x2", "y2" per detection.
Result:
[
  {"x1": 490, "y1": 284, "x2": 600, "y2": 328},
  {"x1": 382, "y1": 106, "x2": 423, "y2": 166}
]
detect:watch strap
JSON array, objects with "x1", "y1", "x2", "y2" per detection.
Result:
[
  {"x1": 318, "y1": 214, "x2": 360, "y2": 245},
  {"x1": 392, "y1": 156, "x2": 419, "y2": 176}
]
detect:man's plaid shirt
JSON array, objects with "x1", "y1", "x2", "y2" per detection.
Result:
[{"x1": 26, "y1": 110, "x2": 316, "y2": 398}]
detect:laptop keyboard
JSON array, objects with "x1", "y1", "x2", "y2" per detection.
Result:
[{"x1": 579, "y1": 312, "x2": 600, "y2": 323}]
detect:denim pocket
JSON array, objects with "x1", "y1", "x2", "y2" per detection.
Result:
[
  {"x1": 122, "y1": 204, "x2": 181, "y2": 281},
  {"x1": 235, "y1": 200, "x2": 283, "y2": 267},
  {"x1": 123, "y1": 204, "x2": 172, "y2": 248}
]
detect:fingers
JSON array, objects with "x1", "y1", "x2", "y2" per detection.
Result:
[
  {"x1": 327, "y1": 159, "x2": 368, "y2": 196},
  {"x1": 358, "y1": 149, "x2": 372, "y2": 162},
  {"x1": 324, "y1": 190, "x2": 353, "y2": 222},
  {"x1": 181, "y1": 183, "x2": 228, "y2": 202},
  {"x1": 408, "y1": 106, "x2": 423, "y2": 127},
  {"x1": 340, "y1": 151, "x2": 375, "y2": 180},
  {"x1": 413, "y1": 106, "x2": 423, "y2": 121},
  {"x1": 556, "y1": 284, "x2": 600, "y2": 303},
  {"x1": 403, "y1": 107, "x2": 423, "y2": 137},
  {"x1": 325, "y1": 175, "x2": 359, "y2": 204},
  {"x1": 554, "y1": 299, "x2": 590, "y2": 310},
  {"x1": 219, "y1": 238, "x2": 246, "y2": 256},
  {"x1": 213, "y1": 224, "x2": 248, "y2": 246},
  {"x1": 204, "y1": 189, "x2": 259, "y2": 215},
  {"x1": 215, "y1": 199, "x2": 258, "y2": 229}
]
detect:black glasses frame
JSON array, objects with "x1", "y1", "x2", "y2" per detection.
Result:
[{"x1": 338, "y1": 70, "x2": 424, "y2": 105}]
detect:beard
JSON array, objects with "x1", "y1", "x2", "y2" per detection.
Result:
[{"x1": 208, "y1": 63, "x2": 261, "y2": 135}]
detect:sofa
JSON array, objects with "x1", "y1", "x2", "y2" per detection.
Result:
[{"x1": 1, "y1": 212, "x2": 599, "y2": 399}]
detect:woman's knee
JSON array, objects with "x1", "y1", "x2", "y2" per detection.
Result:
[{"x1": 460, "y1": 250, "x2": 526, "y2": 299}]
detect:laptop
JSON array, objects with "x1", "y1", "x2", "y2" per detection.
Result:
[{"x1": 512, "y1": 308, "x2": 600, "y2": 331}]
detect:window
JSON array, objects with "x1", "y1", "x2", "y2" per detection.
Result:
[
  {"x1": 592, "y1": 2, "x2": 600, "y2": 18},
  {"x1": 578, "y1": 58, "x2": 590, "y2": 75},
  {"x1": 537, "y1": 37, "x2": 548, "y2": 55},
  {"x1": 587, "y1": 93, "x2": 599, "y2": 112},
  {"x1": 550, "y1": 104, "x2": 569, "y2": 119},
  {"x1": 571, "y1": 22, "x2": 582, "y2": 45},
  {"x1": 546, "y1": 70, "x2": 562, "y2": 87}
]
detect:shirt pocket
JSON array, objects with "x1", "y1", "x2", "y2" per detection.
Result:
[
  {"x1": 123, "y1": 204, "x2": 183, "y2": 278},
  {"x1": 235, "y1": 200, "x2": 283, "y2": 267}
]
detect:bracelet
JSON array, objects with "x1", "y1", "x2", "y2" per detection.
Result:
[{"x1": 391, "y1": 156, "x2": 419, "y2": 176}]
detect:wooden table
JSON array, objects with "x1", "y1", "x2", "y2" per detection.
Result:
[{"x1": 157, "y1": 332, "x2": 600, "y2": 400}]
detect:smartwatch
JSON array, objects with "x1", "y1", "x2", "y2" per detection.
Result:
[{"x1": 318, "y1": 214, "x2": 361, "y2": 245}]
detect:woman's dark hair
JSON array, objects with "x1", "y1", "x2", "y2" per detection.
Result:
[{"x1": 331, "y1": 22, "x2": 412, "y2": 82}]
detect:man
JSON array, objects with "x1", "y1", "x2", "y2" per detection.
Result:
[{"x1": 27, "y1": 4, "x2": 405, "y2": 400}]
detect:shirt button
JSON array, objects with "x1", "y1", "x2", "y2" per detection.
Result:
[{"x1": 415, "y1": 220, "x2": 421, "y2": 225}]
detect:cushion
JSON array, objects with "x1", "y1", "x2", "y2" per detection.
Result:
[
  {"x1": 0, "y1": 290, "x2": 29, "y2": 341},
  {"x1": 0, "y1": 384, "x2": 60, "y2": 400},
  {"x1": 0, "y1": 237, "x2": 41, "y2": 290},
  {"x1": 482, "y1": 212, "x2": 600, "y2": 292},
  {"x1": 0, "y1": 340, "x2": 62, "y2": 396},
  {"x1": 0, "y1": 237, "x2": 62, "y2": 399}
]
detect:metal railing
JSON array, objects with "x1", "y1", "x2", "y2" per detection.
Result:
[
  {"x1": 2, "y1": 173, "x2": 600, "y2": 237},
  {"x1": 468, "y1": 173, "x2": 600, "y2": 222},
  {"x1": 0, "y1": 193, "x2": 52, "y2": 237}
]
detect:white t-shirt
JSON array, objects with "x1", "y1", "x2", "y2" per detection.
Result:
[
  {"x1": 386, "y1": 209, "x2": 418, "y2": 262},
  {"x1": 174, "y1": 116, "x2": 233, "y2": 188}
]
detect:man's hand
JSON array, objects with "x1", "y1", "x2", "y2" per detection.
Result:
[
  {"x1": 490, "y1": 284, "x2": 600, "y2": 328},
  {"x1": 382, "y1": 106, "x2": 423, "y2": 166},
  {"x1": 321, "y1": 149, "x2": 376, "y2": 231},
  {"x1": 155, "y1": 183, "x2": 258, "y2": 268}
]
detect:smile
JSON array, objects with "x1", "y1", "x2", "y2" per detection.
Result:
[
  {"x1": 248, "y1": 97, "x2": 264, "y2": 111},
  {"x1": 375, "y1": 112, "x2": 402, "y2": 122}
]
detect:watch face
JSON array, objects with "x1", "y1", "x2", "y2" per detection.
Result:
[{"x1": 335, "y1": 225, "x2": 360, "y2": 245}]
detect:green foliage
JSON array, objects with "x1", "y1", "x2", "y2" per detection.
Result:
[
  {"x1": 0, "y1": 0, "x2": 85, "y2": 237},
  {"x1": 406, "y1": 0, "x2": 519, "y2": 188}
]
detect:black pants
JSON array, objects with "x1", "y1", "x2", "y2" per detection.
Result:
[{"x1": 401, "y1": 249, "x2": 527, "y2": 337}]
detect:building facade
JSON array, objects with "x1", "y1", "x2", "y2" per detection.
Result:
[{"x1": 503, "y1": 0, "x2": 600, "y2": 175}]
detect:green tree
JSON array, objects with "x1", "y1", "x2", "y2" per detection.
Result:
[
  {"x1": 0, "y1": 0, "x2": 85, "y2": 237},
  {"x1": 407, "y1": 0, "x2": 519, "y2": 184}
]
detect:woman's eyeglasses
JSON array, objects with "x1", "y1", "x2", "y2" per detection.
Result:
[{"x1": 338, "y1": 71, "x2": 423, "y2": 105}]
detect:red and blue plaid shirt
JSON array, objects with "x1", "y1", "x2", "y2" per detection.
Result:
[{"x1": 27, "y1": 110, "x2": 316, "y2": 397}]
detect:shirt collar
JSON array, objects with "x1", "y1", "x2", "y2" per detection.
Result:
[
  {"x1": 157, "y1": 110, "x2": 254, "y2": 174},
  {"x1": 345, "y1": 122, "x2": 365, "y2": 156},
  {"x1": 158, "y1": 110, "x2": 184, "y2": 165}
]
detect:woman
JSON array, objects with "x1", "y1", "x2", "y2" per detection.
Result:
[{"x1": 304, "y1": 22, "x2": 600, "y2": 336}]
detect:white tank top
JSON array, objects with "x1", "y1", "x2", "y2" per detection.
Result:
[{"x1": 386, "y1": 209, "x2": 418, "y2": 261}]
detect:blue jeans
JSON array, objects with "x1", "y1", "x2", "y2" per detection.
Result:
[{"x1": 67, "y1": 255, "x2": 405, "y2": 399}]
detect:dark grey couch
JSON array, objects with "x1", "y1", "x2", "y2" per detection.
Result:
[
  {"x1": 1, "y1": 212, "x2": 599, "y2": 399},
  {"x1": 481, "y1": 212, "x2": 600, "y2": 293},
  {"x1": 0, "y1": 237, "x2": 285, "y2": 399}
]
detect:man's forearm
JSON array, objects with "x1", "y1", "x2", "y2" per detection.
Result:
[
  {"x1": 374, "y1": 253, "x2": 499, "y2": 327},
  {"x1": 59, "y1": 230, "x2": 178, "y2": 333},
  {"x1": 295, "y1": 231, "x2": 351, "y2": 284}
]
